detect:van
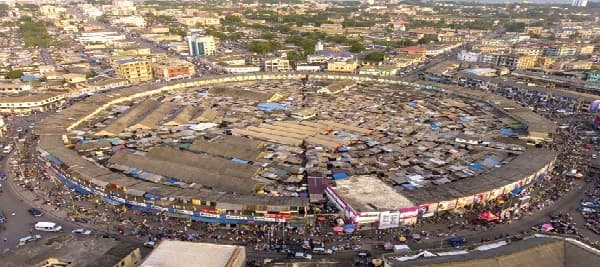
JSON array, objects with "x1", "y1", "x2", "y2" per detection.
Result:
[
  {"x1": 3, "y1": 145, "x2": 12, "y2": 154},
  {"x1": 34, "y1": 222, "x2": 62, "y2": 232}
]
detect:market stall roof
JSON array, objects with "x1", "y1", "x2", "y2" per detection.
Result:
[{"x1": 96, "y1": 99, "x2": 160, "y2": 136}]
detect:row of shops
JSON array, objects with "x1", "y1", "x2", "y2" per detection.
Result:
[
  {"x1": 324, "y1": 157, "x2": 556, "y2": 230},
  {"x1": 38, "y1": 152, "x2": 296, "y2": 225}
]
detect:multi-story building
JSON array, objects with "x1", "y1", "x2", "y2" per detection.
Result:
[
  {"x1": 572, "y1": 0, "x2": 588, "y2": 7},
  {"x1": 263, "y1": 56, "x2": 291, "y2": 72},
  {"x1": 78, "y1": 31, "x2": 126, "y2": 45},
  {"x1": 536, "y1": 57, "x2": 556, "y2": 70},
  {"x1": 0, "y1": 80, "x2": 32, "y2": 94},
  {"x1": 457, "y1": 50, "x2": 481, "y2": 62},
  {"x1": 524, "y1": 26, "x2": 544, "y2": 35},
  {"x1": 327, "y1": 58, "x2": 358, "y2": 73},
  {"x1": 397, "y1": 46, "x2": 427, "y2": 59},
  {"x1": 579, "y1": 44, "x2": 595, "y2": 55},
  {"x1": 187, "y1": 35, "x2": 216, "y2": 57},
  {"x1": 113, "y1": 58, "x2": 153, "y2": 83},
  {"x1": 587, "y1": 71, "x2": 599, "y2": 82},
  {"x1": 152, "y1": 59, "x2": 196, "y2": 81},
  {"x1": 515, "y1": 55, "x2": 538, "y2": 70},
  {"x1": 480, "y1": 53, "x2": 502, "y2": 66},
  {"x1": 40, "y1": 5, "x2": 67, "y2": 19},
  {"x1": 562, "y1": 60, "x2": 593, "y2": 70},
  {"x1": 0, "y1": 92, "x2": 66, "y2": 114},
  {"x1": 113, "y1": 15, "x2": 146, "y2": 27}
]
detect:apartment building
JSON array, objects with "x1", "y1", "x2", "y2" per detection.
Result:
[
  {"x1": 113, "y1": 58, "x2": 153, "y2": 83},
  {"x1": 263, "y1": 56, "x2": 291, "y2": 72},
  {"x1": 152, "y1": 59, "x2": 196, "y2": 81}
]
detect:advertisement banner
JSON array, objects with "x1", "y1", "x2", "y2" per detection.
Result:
[
  {"x1": 437, "y1": 199, "x2": 457, "y2": 211},
  {"x1": 419, "y1": 203, "x2": 438, "y2": 217}
]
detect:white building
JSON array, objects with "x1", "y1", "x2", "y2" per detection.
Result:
[
  {"x1": 78, "y1": 31, "x2": 126, "y2": 45},
  {"x1": 457, "y1": 50, "x2": 481, "y2": 62},
  {"x1": 572, "y1": 0, "x2": 588, "y2": 7},
  {"x1": 113, "y1": 16, "x2": 146, "y2": 27},
  {"x1": 187, "y1": 35, "x2": 216, "y2": 57}
]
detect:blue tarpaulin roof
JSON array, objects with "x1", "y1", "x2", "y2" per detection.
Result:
[
  {"x1": 430, "y1": 123, "x2": 439, "y2": 130},
  {"x1": 408, "y1": 102, "x2": 417, "y2": 108},
  {"x1": 482, "y1": 157, "x2": 500, "y2": 167},
  {"x1": 500, "y1": 128, "x2": 514, "y2": 136},
  {"x1": 257, "y1": 103, "x2": 288, "y2": 112},
  {"x1": 332, "y1": 172, "x2": 348, "y2": 180},
  {"x1": 469, "y1": 163, "x2": 484, "y2": 171},
  {"x1": 20, "y1": 74, "x2": 41, "y2": 81}
]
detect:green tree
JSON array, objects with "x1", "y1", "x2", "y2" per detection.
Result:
[
  {"x1": 417, "y1": 36, "x2": 437, "y2": 45},
  {"x1": 261, "y1": 32, "x2": 277, "y2": 40},
  {"x1": 5, "y1": 69, "x2": 24, "y2": 79},
  {"x1": 19, "y1": 16, "x2": 52, "y2": 47},
  {"x1": 248, "y1": 40, "x2": 281, "y2": 53},
  {"x1": 363, "y1": 51, "x2": 384, "y2": 62},
  {"x1": 348, "y1": 40, "x2": 365, "y2": 53}
]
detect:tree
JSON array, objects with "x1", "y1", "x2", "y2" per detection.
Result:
[
  {"x1": 348, "y1": 40, "x2": 365, "y2": 53},
  {"x1": 261, "y1": 32, "x2": 277, "y2": 40},
  {"x1": 5, "y1": 69, "x2": 24, "y2": 79},
  {"x1": 363, "y1": 51, "x2": 384, "y2": 62},
  {"x1": 248, "y1": 40, "x2": 281, "y2": 54},
  {"x1": 504, "y1": 22, "x2": 526, "y2": 33},
  {"x1": 418, "y1": 36, "x2": 437, "y2": 45}
]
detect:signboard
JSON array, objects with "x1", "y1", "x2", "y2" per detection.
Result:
[{"x1": 378, "y1": 211, "x2": 400, "y2": 229}]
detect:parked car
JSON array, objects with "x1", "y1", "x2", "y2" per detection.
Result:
[
  {"x1": 28, "y1": 208, "x2": 43, "y2": 217},
  {"x1": 143, "y1": 241, "x2": 156, "y2": 248},
  {"x1": 294, "y1": 252, "x2": 312, "y2": 260},
  {"x1": 19, "y1": 234, "x2": 41, "y2": 245},
  {"x1": 449, "y1": 237, "x2": 466, "y2": 248},
  {"x1": 0, "y1": 211, "x2": 6, "y2": 223},
  {"x1": 72, "y1": 228, "x2": 92, "y2": 235},
  {"x1": 578, "y1": 207, "x2": 597, "y2": 213}
]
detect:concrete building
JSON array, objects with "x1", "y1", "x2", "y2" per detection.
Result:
[
  {"x1": 187, "y1": 35, "x2": 216, "y2": 57},
  {"x1": 263, "y1": 56, "x2": 291, "y2": 72},
  {"x1": 0, "y1": 80, "x2": 32, "y2": 94},
  {"x1": 78, "y1": 31, "x2": 126, "y2": 45},
  {"x1": 140, "y1": 241, "x2": 246, "y2": 267},
  {"x1": 457, "y1": 50, "x2": 481, "y2": 62},
  {"x1": 0, "y1": 92, "x2": 65, "y2": 114},
  {"x1": 152, "y1": 59, "x2": 196, "y2": 81},
  {"x1": 113, "y1": 58, "x2": 153, "y2": 83},
  {"x1": 572, "y1": 0, "x2": 588, "y2": 7},
  {"x1": 327, "y1": 59, "x2": 358, "y2": 73},
  {"x1": 113, "y1": 15, "x2": 146, "y2": 27}
]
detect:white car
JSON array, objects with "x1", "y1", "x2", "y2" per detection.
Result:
[
  {"x1": 19, "y1": 234, "x2": 42, "y2": 245},
  {"x1": 144, "y1": 241, "x2": 156, "y2": 248},
  {"x1": 72, "y1": 228, "x2": 92, "y2": 235}
]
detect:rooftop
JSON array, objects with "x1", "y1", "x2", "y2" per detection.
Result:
[
  {"x1": 140, "y1": 241, "x2": 245, "y2": 267},
  {"x1": 335, "y1": 175, "x2": 415, "y2": 211}
]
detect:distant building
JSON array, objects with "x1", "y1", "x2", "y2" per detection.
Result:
[
  {"x1": 152, "y1": 59, "x2": 196, "y2": 81},
  {"x1": 187, "y1": 35, "x2": 216, "y2": 57},
  {"x1": 263, "y1": 56, "x2": 291, "y2": 72},
  {"x1": 397, "y1": 46, "x2": 427, "y2": 58},
  {"x1": 113, "y1": 58, "x2": 153, "y2": 83},
  {"x1": 457, "y1": 50, "x2": 481, "y2": 62},
  {"x1": 140, "y1": 241, "x2": 246, "y2": 267},
  {"x1": 327, "y1": 58, "x2": 358, "y2": 73},
  {"x1": 0, "y1": 80, "x2": 32, "y2": 94},
  {"x1": 572, "y1": 0, "x2": 588, "y2": 7},
  {"x1": 587, "y1": 71, "x2": 599, "y2": 82}
]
